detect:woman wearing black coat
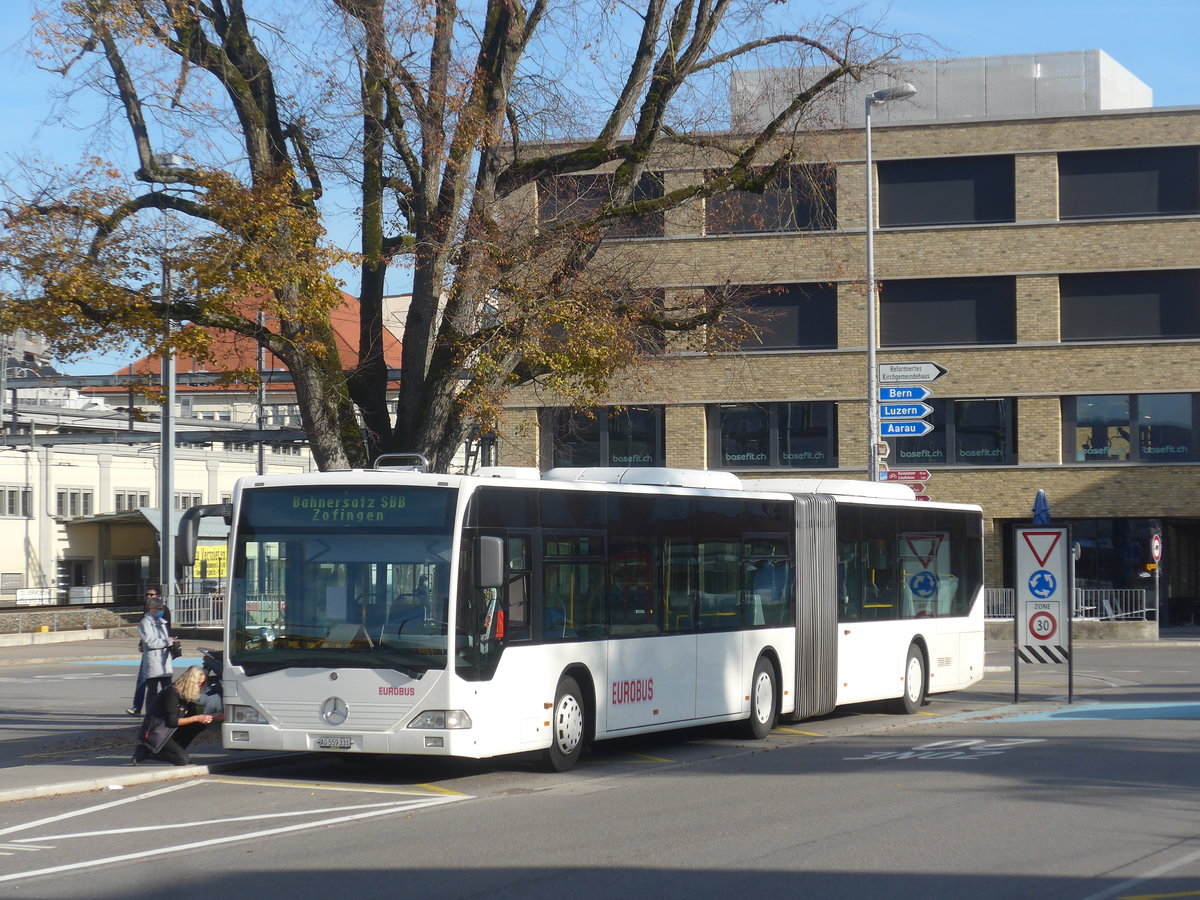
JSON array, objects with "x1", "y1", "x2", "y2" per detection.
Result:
[{"x1": 132, "y1": 666, "x2": 216, "y2": 766}]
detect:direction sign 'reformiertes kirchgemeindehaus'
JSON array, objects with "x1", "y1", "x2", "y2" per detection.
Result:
[
  {"x1": 1015, "y1": 525, "x2": 1072, "y2": 666},
  {"x1": 877, "y1": 362, "x2": 948, "y2": 385}
]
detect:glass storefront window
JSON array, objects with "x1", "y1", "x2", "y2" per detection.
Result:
[
  {"x1": 1139, "y1": 394, "x2": 1192, "y2": 461},
  {"x1": 1074, "y1": 395, "x2": 1131, "y2": 461},
  {"x1": 544, "y1": 407, "x2": 665, "y2": 468},
  {"x1": 711, "y1": 402, "x2": 837, "y2": 469},
  {"x1": 954, "y1": 399, "x2": 1012, "y2": 465},
  {"x1": 718, "y1": 404, "x2": 771, "y2": 468},
  {"x1": 882, "y1": 398, "x2": 1015, "y2": 467}
]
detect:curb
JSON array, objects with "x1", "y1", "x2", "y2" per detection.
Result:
[
  {"x1": 0, "y1": 629, "x2": 122, "y2": 649},
  {"x1": 0, "y1": 753, "x2": 294, "y2": 805}
]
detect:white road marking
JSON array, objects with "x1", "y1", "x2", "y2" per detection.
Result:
[
  {"x1": 15, "y1": 797, "x2": 444, "y2": 842},
  {"x1": 1079, "y1": 842, "x2": 1200, "y2": 900},
  {"x1": 0, "y1": 793, "x2": 466, "y2": 885},
  {"x1": 0, "y1": 782, "x2": 198, "y2": 839}
]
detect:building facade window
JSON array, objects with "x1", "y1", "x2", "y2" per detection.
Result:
[
  {"x1": 265, "y1": 403, "x2": 302, "y2": 426},
  {"x1": 878, "y1": 155, "x2": 1015, "y2": 227},
  {"x1": 723, "y1": 283, "x2": 837, "y2": 351},
  {"x1": 704, "y1": 164, "x2": 836, "y2": 234},
  {"x1": 707, "y1": 402, "x2": 836, "y2": 469},
  {"x1": 174, "y1": 493, "x2": 204, "y2": 510},
  {"x1": 1060, "y1": 270, "x2": 1200, "y2": 341},
  {"x1": 542, "y1": 406, "x2": 666, "y2": 468},
  {"x1": 537, "y1": 172, "x2": 665, "y2": 238},
  {"x1": 0, "y1": 486, "x2": 32, "y2": 518},
  {"x1": 114, "y1": 490, "x2": 150, "y2": 512},
  {"x1": 1065, "y1": 394, "x2": 1195, "y2": 463},
  {"x1": 55, "y1": 489, "x2": 93, "y2": 518},
  {"x1": 1059, "y1": 146, "x2": 1200, "y2": 219},
  {"x1": 881, "y1": 276, "x2": 1016, "y2": 346},
  {"x1": 884, "y1": 398, "x2": 1016, "y2": 467}
]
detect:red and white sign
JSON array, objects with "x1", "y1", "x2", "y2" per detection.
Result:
[
  {"x1": 1151, "y1": 534, "x2": 1163, "y2": 562},
  {"x1": 909, "y1": 482, "x2": 927, "y2": 494},
  {"x1": 881, "y1": 469, "x2": 931, "y2": 482},
  {"x1": 1022, "y1": 531, "x2": 1063, "y2": 568},
  {"x1": 1029, "y1": 610, "x2": 1057, "y2": 641}
]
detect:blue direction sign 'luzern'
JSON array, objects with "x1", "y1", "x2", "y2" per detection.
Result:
[
  {"x1": 879, "y1": 385, "x2": 932, "y2": 402},
  {"x1": 881, "y1": 420, "x2": 935, "y2": 437},
  {"x1": 879, "y1": 402, "x2": 933, "y2": 420}
]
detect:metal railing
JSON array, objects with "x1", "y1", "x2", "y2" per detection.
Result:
[
  {"x1": 172, "y1": 592, "x2": 226, "y2": 628},
  {"x1": 985, "y1": 587, "x2": 1150, "y2": 621}
]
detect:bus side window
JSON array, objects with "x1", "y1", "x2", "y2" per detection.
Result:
[{"x1": 506, "y1": 536, "x2": 531, "y2": 642}]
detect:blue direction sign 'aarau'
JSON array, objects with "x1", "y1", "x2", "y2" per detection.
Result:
[
  {"x1": 879, "y1": 385, "x2": 932, "y2": 402},
  {"x1": 881, "y1": 420, "x2": 935, "y2": 437},
  {"x1": 879, "y1": 402, "x2": 933, "y2": 420}
]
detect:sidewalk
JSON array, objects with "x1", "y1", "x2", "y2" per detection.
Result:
[{"x1": 0, "y1": 633, "x2": 281, "y2": 804}]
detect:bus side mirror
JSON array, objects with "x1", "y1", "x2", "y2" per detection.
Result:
[
  {"x1": 177, "y1": 503, "x2": 232, "y2": 567},
  {"x1": 476, "y1": 536, "x2": 504, "y2": 589}
]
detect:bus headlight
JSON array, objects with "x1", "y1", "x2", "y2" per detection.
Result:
[
  {"x1": 407, "y1": 709, "x2": 472, "y2": 730},
  {"x1": 227, "y1": 704, "x2": 268, "y2": 725}
]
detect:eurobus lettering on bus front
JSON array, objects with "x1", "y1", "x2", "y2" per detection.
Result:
[{"x1": 178, "y1": 465, "x2": 984, "y2": 772}]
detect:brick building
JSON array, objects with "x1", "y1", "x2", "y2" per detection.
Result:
[{"x1": 495, "y1": 53, "x2": 1200, "y2": 624}]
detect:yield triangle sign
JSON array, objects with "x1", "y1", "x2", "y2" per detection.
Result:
[
  {"x1": 1023, "y1": 531, "x2": 1062, "y2": 568},
  {"x1": 905, "y1": 533, "x2": 945, "y2": 570}
]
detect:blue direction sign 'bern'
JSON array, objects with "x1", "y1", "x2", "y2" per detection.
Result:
[
  {"x1": 881, "y1": 420, "x2": 935, "y2": 437},
  {"x1": 879, "y1": 384, "x2": 932, "y2": 402},
  {"x1": 879, "y1": 402, "x2": 933, "y2": 420}
]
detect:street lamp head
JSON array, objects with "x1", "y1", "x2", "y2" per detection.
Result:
[{"x1": 868, "y1": 83, "x2": 918, "y2": 105}]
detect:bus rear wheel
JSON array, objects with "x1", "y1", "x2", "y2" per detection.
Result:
[
  {"x1": 743, "y1": 656, "x2": 777, "y2": 740},
  {"x1": 545, "y1": 675, "x2": 586, "y2": 772},
  {"x1": 894, "y1": 644, "x2": 927, "y2": 714}
]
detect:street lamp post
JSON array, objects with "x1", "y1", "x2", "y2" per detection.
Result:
[
  {"x1": 151, "y1": 152, "x2": 184, "y2": 604},
  {"x1": 160, "y1": 259, "x2": 175, "y2": 602},
  {"x1": 865, "y1": 83, "x2": 917, "y2": 483}
]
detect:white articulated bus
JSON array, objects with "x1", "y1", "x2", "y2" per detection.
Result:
[{"x1": 179, "y1": 465, "x2": 984, "y2": 771}]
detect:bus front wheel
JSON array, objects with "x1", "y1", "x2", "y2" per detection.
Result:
[
  {"x1": 894, "y1": 644, "x2": 927, "y2": 715},
  {"x1": 744, "y1": 656, "x2": 778, "y2": 740},
  {"x1": 545, "y1": 675, "x2": 586, "y2": 772}
]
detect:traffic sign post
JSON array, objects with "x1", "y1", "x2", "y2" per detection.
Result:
[
  {"x1": 1014, "y1": 524, "x2": 1073, "y2": 704},
  {"x1": 1151, "y1": 533, "x2": 1162, "y2": 622}
]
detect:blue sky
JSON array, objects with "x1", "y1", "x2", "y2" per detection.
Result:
[{"x1": 2, "y1": 0, "x2": 1197, "y2": 373}]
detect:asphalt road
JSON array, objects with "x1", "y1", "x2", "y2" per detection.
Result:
[{"x1": 1, "y1": 643, "x2": 1198, "y2": 899}]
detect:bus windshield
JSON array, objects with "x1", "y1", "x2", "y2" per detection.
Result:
[{"x1": 228, "y1": 485, "x2": 456, "y2": 675}]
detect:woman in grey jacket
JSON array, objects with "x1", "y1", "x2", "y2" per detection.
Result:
[{"x1": 137, "y1": 595, "x2": 177, "y2": 708}]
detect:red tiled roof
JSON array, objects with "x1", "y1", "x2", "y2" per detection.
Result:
[{"x1": 88, "y1": 293, "x2": 400, "y2": 395}]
